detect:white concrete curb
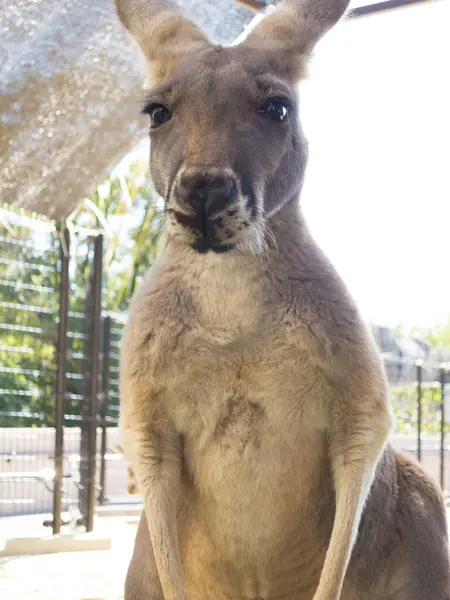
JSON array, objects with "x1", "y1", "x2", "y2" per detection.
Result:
[
  {"x1": 0, "y1": 532, "x2": 112, "y2": 557},
  {"x1": 95, "y1": 502, "x2": 143, "y2": 518}
]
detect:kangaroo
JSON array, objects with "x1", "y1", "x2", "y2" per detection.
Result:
[{"x1": 114, "y1": 0, "x2": 450, "y2": 598}]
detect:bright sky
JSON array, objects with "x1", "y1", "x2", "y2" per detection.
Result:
[{"x1": 118, "y1": 0, "x2": 450, "y2": 329}]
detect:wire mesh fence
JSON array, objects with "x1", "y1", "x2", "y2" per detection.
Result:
[
  {"x1": 0, "y1": 216, "x2": 128, "y2": 526},
  {"x1": 0, "y1": 221, "x2": 60, "y2": 518}
]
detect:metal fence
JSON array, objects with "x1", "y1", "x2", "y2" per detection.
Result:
[
  {"x1": 388, "y1": 359, "x2": 450, "y2": 493},
  {"x1": 0, "y1": 216, "x2": 126, "y2": 532},
  {"x1": 0, "y1": 221, "x2": 60, "y2": 520},
  {"x1": 1, "y1": 214, "x2": 450, "y2": 533}
]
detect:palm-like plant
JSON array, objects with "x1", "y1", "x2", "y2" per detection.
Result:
[{"x1": 72, "y1": 159, "x2": 165, "y2": 313}]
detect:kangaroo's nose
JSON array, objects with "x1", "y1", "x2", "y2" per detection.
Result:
[{"x1": 176, "y1": 171, "x2": 236, "y2": 217}]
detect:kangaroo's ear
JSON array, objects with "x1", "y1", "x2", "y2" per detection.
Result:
[
  {"x1": 242, "y1": 0, "x2": 350, "y2": 81},
  {"x1": 115, "y1": 0, "x2": 210, "y2": 82}
]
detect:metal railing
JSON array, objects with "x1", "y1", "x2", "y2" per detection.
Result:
[{"x1": 0, "y1": 218, "x2": 125, "y2": 531}]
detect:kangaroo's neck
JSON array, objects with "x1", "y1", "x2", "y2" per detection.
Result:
[
  {"x1": 160, "y1": 197, "x2": 329, "y2": 308},
  {"x1": 141, "y1": 197, "x2": 349, "y2": 342}
]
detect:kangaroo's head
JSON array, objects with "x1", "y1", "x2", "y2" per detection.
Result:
[{"x1": 115, "y1": 0, "x2": 349, "y2": 254}]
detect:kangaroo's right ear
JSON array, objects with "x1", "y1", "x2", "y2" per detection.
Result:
[
  {"x1": 115, "y1": 0, "x2": 210, "y2": 82},
  {"x1": 242, "y1": 0, "x2": 350, "y2": 81}
]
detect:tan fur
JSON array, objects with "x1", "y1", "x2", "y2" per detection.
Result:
[
  {"x1": 114, "y1": 1, "x2": 450, "y2": 599},
  {"x1": 112, "y1": 444, "x2": 140, "y2": 494}
]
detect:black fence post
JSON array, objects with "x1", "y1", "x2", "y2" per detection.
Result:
[
  {"x1": 53, "y1": 227, "x2": 70, "y2": 535},
  {"x1": 416, "y1": 362, "x2": 423, "y2": 463},
  {"x1": 87, "y1": 234, "x2": 103, "y2": 531},
  {"x1": 440, "y1": 366, "x2": 446, "y2": 490},
  {"x1": 79, "y1": 234, "x2": 103, "y2": 532},
  {"x1": 98, "y1": 315, "x2": 111, "y2": 506}
]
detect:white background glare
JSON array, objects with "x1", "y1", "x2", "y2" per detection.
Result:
[{"x1": 301, "y1": 0, "x2": 450, "y2": 328}]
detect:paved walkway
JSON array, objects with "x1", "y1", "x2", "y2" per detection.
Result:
[{"x1": 0, "y1": 516, "x2": 138, "y2": 600}]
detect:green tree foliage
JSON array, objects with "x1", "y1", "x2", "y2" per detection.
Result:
[
  {"x1": 0, "y1": 224, "x2": 60, "y2": 426},
  {"x1": 427, "y1": 319, "x2": 450, "y2": 349},
  {"x1": 399, "y1": 320, "x2": 450, "y2": 351},
  {"x1": 392, "y1": 384, "x2": 445, "y2": 435},
  {"x1": 71, "y1": 159, "x2": 164, "y2": 313},
  {"x1": 0, "y1": 160, "x2": 163, "y2": 426}
]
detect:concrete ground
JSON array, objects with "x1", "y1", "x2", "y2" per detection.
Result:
[
  {"x1": 0, "y1": 514, "x2": 139, "y2": 600},
  {"x1": 1, "y1": 507, "x2": 450, "y2": 599}
]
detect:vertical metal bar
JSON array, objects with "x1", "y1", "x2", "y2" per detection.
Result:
[
  {"x1": 86, "y1": 234, "x2": 103, "y2": 532},
  {"x1": 99, "y1": 315, "x2": 111, "y2": 506},
  {"x1": 79, "y1": 247, "x2": 93, "y2": 527},
  {"x1": 53, "y1": 228, "x2": 70, "y2": 535},
  {"x1": 416, "y1": 362, "x2": 423, "y2": 463},
  {"x1": 440, "y1": 367, "x2": 446, "y2": 490}
]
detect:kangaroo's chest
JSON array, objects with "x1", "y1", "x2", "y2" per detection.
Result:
[
  {"x1": 163, "y1": 325, "x2": 332, "y2": 521},
  {"x1": 166, "y1": 325, "x2": 327, "y2": 448},
  {"x1": 164, "y1": 331, "x2": 335, "y2": 597}
]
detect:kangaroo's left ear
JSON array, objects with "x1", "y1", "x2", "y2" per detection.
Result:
[{"x1": 241, "y1": 0, "x2": 350, "y2": 81}]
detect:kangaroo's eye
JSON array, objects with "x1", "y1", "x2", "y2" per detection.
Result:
[
  {"x1": 258, "y1": 97, "x2": 291, "y2": 123},
  {"x1": 142, "y1": 103, "x2": 172, "y2": 128}
]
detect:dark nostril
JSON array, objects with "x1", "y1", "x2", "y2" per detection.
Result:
[
  {"x1": 177, "y1": 173, "x2": 236, "y2": 216},
  {"x1": 205, "y1": 179, "x2": 233, "y2": 208}
]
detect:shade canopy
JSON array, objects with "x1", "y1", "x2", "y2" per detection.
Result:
[{"x1": 0, "y1": 0, "x2": 254, "y2": 220}]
